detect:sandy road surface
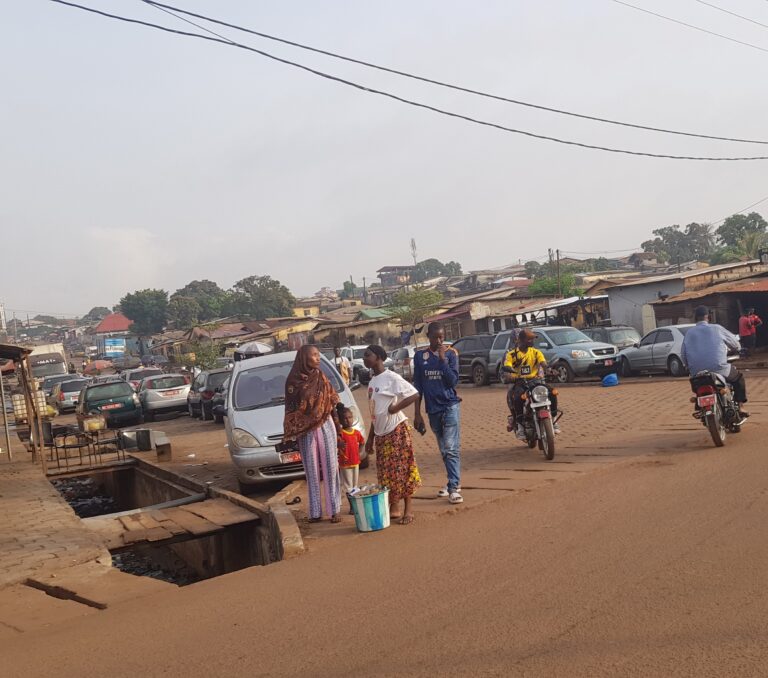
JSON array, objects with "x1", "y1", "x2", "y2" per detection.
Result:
[{"x1": 4, "y1": 388, "x2": 768, "y2": 677}]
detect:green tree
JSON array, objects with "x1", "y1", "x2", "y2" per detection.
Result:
[
  {"x1": 227, "y1": 275, "x2": 295, "y2": 319},
  {"x1": 524, "y1": 260, "x2": 542, "y2": 278},
  {"x1": 641, "y1": 222, "x2": 715, "y2": 264},
  {"x1": 83, "y1": 306, "x2": 111, "y2": 321},
  {"x1": 118, "y1": 289, "x2": 168, "y2": 335},
  {"x1": 716, "y1": 212, "x2": 767, "y2": 248},
  {"x1": 167, "y1": 296, "x2": 202, "y2": 329},
  {"x1": 411, "y1": 258, "x2": 464, "y2": 283},
  {"x1": 340, "y1": 280, "x2": 357, "y2": 299},
  {"x1": 528, "y1": 274, "x2": 583, "y2": 297},
  {"x1": 180, "y1": 341, "x2": 222, "y2": 370},
  {"x1": 390, "y1": 287, "x2": 444, "y2": 329},
  {"x1": 710, "y1": 230, "x2": 768, "y2": 264},
  {"x1": 171, "y1": 280, "x2": 227, "y2": 321}
]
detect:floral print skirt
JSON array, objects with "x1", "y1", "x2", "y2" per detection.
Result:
[{"x1": 375, "y1": 421, "x2": 421, "y2": 501}]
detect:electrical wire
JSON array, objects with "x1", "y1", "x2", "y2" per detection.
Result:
[
  {"x1": 140, "y1": 0, "x2": 768, "y2": 146},
  {"x1": 691, "y1": 0, "x2": 768, "y2": 31},
  {"x1": 609, "y1": 0, "x2": 768, "y2": 54},
  {"x1": 711, "y1": 193, "x2": 768, "y2": 224},
  {"x1": 48, "y1": 1, "x2": 768, "y2": 161}
]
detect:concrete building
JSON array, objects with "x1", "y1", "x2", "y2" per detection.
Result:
[{"x1": 607, "y1": 260, "x2": 768, "y2": 334}]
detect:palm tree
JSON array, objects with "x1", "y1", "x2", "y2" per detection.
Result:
[{"x1": 738, "y1": 231, "x2": 768, "y2": 259}]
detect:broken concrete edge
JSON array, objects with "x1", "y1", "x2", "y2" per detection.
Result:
[
  {"x1": 129, "y1": 452, "x2": 306, "y2": 561},
  {"x1": 208, "y1": 486, "x2": 305, "y2": 560},
  {"x1": 266, "y1": 479, "x2": 305, "y2": 508}
]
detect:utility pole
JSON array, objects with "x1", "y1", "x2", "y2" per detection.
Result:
[
  {"x1": 363, "y1": 277, "x2": 367, "y2": 304},
  {"x1": 556, "y1": 249, "x2": 562, "y2": 297}
]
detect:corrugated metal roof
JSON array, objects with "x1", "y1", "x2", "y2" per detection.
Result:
[
  {"x1": 652, "y1": 276, "x2": 768, "y2": 304},
  {"x1": 93, "y1": 313, "x2": 133, "y2": 334},
  {"x1": 609, "y1": 260, "x2": 761, "y2": 288}
]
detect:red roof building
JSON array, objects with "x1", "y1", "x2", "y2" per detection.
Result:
[{"x1": 93, "y1": 313, "x2": 133, "y2": 334}]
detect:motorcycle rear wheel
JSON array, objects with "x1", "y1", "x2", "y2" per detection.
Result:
[
  {"x1": 539, "y1": 418, "x2": 556, "y2": 460},
  {"x1": 706, "y1": 406, "x2": 726, "y2": 447}
]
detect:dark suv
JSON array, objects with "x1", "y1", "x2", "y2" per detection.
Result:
[
  {"x1": 450, "y1": 334, "x2": 495, "y2": 386},
  {"x1": 187, "y1": 369, "x2": 231, "y2": 421}
]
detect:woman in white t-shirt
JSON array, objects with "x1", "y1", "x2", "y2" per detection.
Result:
[{"x1": 363, "y1": 345, "x2": 422, "y2": 524}]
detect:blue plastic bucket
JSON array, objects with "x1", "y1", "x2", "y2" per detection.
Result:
[{"x1": 349, "y1": 488, "x2": 390, "y2": 532}]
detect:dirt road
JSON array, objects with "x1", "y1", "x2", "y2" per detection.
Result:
[{"x1": 4, "y1": 387, "x2": 768, "y2": 676}]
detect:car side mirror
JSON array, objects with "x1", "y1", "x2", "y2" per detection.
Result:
[
  {"x1": 633, "y1": 343, "x2": 639, "y2": 348},
  {"x1": 212, "y1": 405, "x2": 226, "y2": 418}
]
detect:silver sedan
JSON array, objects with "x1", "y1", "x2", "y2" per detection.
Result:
[
  {"x1": 618, "y1": 324, "x2": 694, "y2": 377},
  {"x1": 138, "y1": 374, "x2": 191, "y2": 422}
]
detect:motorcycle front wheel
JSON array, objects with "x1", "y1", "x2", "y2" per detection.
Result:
[
  {"x1": 706, "y1": 405, "x2": 726, "y2": 447},
  {"x1": 539, "y1": 418, "x2": 556, "y2": 460}
]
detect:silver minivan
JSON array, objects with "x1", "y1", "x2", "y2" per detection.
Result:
[{"x1": 221, "y1": 351, "x2": 368, "y2": 492}]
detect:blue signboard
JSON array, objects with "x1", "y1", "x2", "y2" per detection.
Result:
[{"x1": 104, "y1": 337, "x2": 126, "y2": 356}]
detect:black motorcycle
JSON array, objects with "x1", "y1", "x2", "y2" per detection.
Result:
[
  {"x1": 507, "y1": 377, "x2": 559, "y2": 460},
  {"x1": 689, "y1": 370, "x2": 745, "y2": 447}
]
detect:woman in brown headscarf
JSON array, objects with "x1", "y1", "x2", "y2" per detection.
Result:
[{"x1": 284, "y1": 345, "x2": 343, "y2": 523}]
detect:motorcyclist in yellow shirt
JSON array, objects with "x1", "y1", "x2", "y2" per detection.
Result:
[{"x1": 503, "y1": 329, "x2": 560, "y2": 439}]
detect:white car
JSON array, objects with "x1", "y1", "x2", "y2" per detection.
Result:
[
  {"x1": 220, "y1": 351, "x2": 367, "y2": 491},
  {"x1": 137, "y1": 373, "x2": 191, "y2": 422}
]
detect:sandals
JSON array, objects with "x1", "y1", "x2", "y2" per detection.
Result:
[{"x1": 398, "y1": 515, "x2": 415, "y2": 525}]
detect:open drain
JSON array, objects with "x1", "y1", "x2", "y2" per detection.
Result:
[{"x1": 51, "y1": 466, "x2": 281, "y2": 586}]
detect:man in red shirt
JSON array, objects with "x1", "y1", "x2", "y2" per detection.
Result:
[{"x1": 739, "y1": 308, "x2": 763, "y2": 357}]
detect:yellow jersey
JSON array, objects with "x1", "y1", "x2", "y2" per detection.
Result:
[{"x1": 503, "y1": 347, "x2": 546, "y2": 380}]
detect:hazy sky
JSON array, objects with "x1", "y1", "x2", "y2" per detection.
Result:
[{"x1": 3, "y1": 0, "x2": 768, "y2": 317}]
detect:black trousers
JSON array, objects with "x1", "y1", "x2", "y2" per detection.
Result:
[
  {"x1": 507, "y1": 381, "x2": 558, "y2": 420},
  {"x1": 726, "y1": 365, "x2": 747, "y2": 403}
]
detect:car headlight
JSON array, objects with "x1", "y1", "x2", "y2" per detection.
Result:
[
  {"x1": 571, "y1": 350, "x2": 589, "y2": 359},
  {"x1": 531, "y1": 385, "x2": 549, "y2": 403},
  {"x1": 232, "y1": 428, "x2": 261, "y2": 448}
]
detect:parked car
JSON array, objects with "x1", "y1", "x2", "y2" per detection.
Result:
[
  {"x1": 582, "y1": 326, "x2": 642, "y2": 351},
  {"x1": 339, "y1": 345, "x2": 372, "y2": 384},
  {"x1": 450, "y1": 334, "x2": 496, "y2": 386},
  {"x1": 219, "y1": 350, "x2": 367, "y2": 491},
  {"x1": 121, "y1": 367, "x2": 165, "y2": 390},
  {"x1": 138, "y1": 373, "x2": 191, "y2": 422},
  {"x1": 112, "y1": 356, "x2": 142, "y2": 371},
  {"x1": 48, "y1": 377, "x2": 90, "y2": 413},
  {"x1": 489, "y1": 330, "x2": 519, "y2": 382},
  {"x1": 76, "y1": 380, "x2": 143, "y2": 427},
  {"x1": 529, "y1": 326, "x2": 619, "y2": 383},
  {"x1": 391, "y1": 346, "x2": 420, "y2": 381},
  {"x1": 618, "y1": 324, "x2": 694, "y2": 377},
  {"x1": 210, "y1": 376, "x2": 230, "y2": 424},
  {"x1": 188, "y1": 369, "x2": 231, "y2": 421},
  {"x1": 41, "y1": 373, "x2": 85, "y2": 398}
]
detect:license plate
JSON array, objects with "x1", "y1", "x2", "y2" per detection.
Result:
[
  {"x1": 697, "y1": 395, "x2": 716, "y2": 408},
  {"x1": 162, "y1": 389, "x2": 181, "y2": 396},
  {"x1": 280, "y1": 451, "x2": 302, "y2": 464},
  {"x1": 101, "y1": 403, "x2": 122, "y2": 410},
  {"x1": 603, "y1": 359, "x2": 613, "y2": 366}
]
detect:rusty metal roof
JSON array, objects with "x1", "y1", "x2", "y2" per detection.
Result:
[
  {"x1": 0, "y1": 343, "x2": 32, "y2": 361},
  {"x1": 653, "y1": 275, "x2": 768, "y2": 304}
]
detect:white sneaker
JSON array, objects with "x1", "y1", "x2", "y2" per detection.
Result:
[
  {"x1": 437, "y1": 486, "x2": 461, "y2": 498},
  {"x1": 448, "y1": 491, "x2": 463, "y2": 504},
  {"x1": 553, "y1": 423, "x2": 561, "y2": 435},
  {"x1": 515, "y1": 425, "x2": 526, "y2": 440}
]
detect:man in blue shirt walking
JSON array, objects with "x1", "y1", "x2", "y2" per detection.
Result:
[
  {"x1": 413, "y1": 322, "x2": 463, "y2": 504},
  {"x1": 681, "y1": 305, "x2": 748, "y2": 410}
]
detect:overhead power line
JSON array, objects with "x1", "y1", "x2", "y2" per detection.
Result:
[
  {"x1": 692, "y1": 0, "x2": 768, "y2": 31},
  {"x1": 712, "y1": 193, "x2": 768, "y2": 224},
  {"x1": 48, "y1": 1, "x2": 768, "y2": 161},
  {"x1": 140, "y1": 0, "x2": 768, "y2": 146},
  {"x1": 609, "y1": 0, "x2": 768, "y2": 54}
]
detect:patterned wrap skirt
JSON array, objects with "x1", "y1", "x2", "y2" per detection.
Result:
[
  {"x1": 298, "y1": 417, "x2": 341, "y2": 519},
  {"x1": 375, "y1": 421, "x2": 421, "y2": 502}
]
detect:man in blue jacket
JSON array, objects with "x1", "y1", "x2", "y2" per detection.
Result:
[{"x1": 413, "y1": 322, "x2": 463, "y2": 504}]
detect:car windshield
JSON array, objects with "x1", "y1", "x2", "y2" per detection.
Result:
[
  {"x1": 608, "y1": 329, "x2": 641, "y2": 344},
  {"x1": 146, "y1": 376, "x2": 186, "y2": 390},
  {"x1": 61, "y1": 380, "x2": 88, "y2": 393},
  {"x1": 233, "y1": 359, "x2": 342, "y2": 411},
  {"x1": 129, "y1": 369, "x2": 162, "y2": 381},
  {"x1": 492, "y1": 332, "x2": 510, "y2": 350},
  {"x1": 678, "y1": 326, "x2": 692, "y2": 336},
  {"x1": 86, "y1": 383, "x2": 133, "y2": 400},
  {"x1": 353, "y1": 348, "x2": 367, "y2": 359},
  {"x1": 43, "y1": 374, "x2": 77, "y2": 388},
  {"x1": 545, "y1": 328, "x2": 592, "y2": 346},
  {"x1": 208, "y1": 372, "x2": 229, "y2": 390},
  {"x1": 33, "y1": 362, "x2": 68, "y2": 378}
]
